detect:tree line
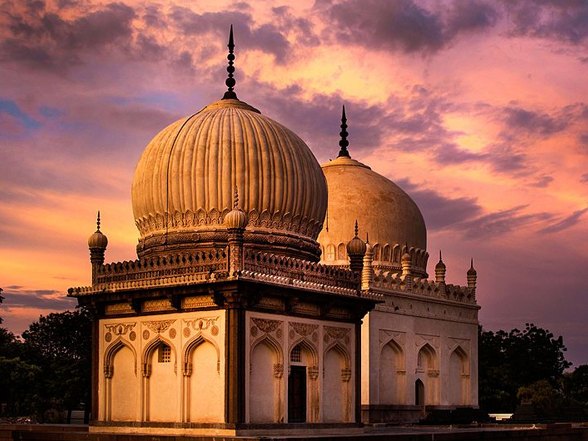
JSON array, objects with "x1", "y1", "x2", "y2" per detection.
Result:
[
  {"x1": 479, "y1": 324, "x2": 588, "y2": 419},
  {"x1": 0, "y1": 295, "x2": 91, "y2": 424}
]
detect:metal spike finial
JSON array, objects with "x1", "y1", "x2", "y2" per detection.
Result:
[
  {"x1": 96, "y1": 211, "x2": 101, "y2": 232},
  {"x1": 223, "y1": 25, "x2": 238, "y2": 100},
  {"x1": 354, "y1": 220, "x2": 358, "y2": 237},
  {"x1": 470, "y1": 258, "x2": 474, "y2": 268},
  {"x1": 366, "y1": 232, "x2": 369, "y2": 244},
  {"x1": 338, "y1": 105, "x2": 350, "y2": 158},
  {"x1": 439, "y1": 250, "x2": 443, "y2": 261}
]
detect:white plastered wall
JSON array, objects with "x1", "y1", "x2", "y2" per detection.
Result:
[
  {"x1": 362, "y1": 293, "x2": 479, "y2": 409},
  {"x1": 245, "y1": 311, "x2": 356, "y2": 424},
  {"x1": 98, "y1": 310, "x2": 227, "y2": 423}
]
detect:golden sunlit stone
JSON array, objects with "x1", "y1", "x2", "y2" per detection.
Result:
[
  {"x1": 319, "y1": 155, "x2": 428, "y2": 277},
  {"x1": 131, "y1": 98, "x2": 328, "y2": 260}
]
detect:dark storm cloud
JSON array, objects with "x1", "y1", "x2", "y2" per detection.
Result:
[
  {"x1": 0, "y1": 1, "x2": 137, "y2": 70},
  {"x1": 538, "y1": 208, "x2": 588, "y2": 234},
  {"x1": 315, "y1": 0, "x2": 499, "y2": 54},
  {"x1": 503, "y1": 106, "x2": 569, "y2": 136},
  {"x1": 502, "y1": 0, "x2": 588, "y2": 45},
  {"x1": 168, "y1": 8, "x2": 291, "y2": 62},
  {"x1": 458, "y1": 205, "x2": 553, "y2": 240},
  {"x1": 395, "y1": 179, "x2": 554, "y2": 239},
  {"x1": 396, "y1": 178, "x2": 483, "y2": 230},
  {"x1": 271, "y1": 6, "x2": 319, "y2": 47},
  {"x1": 2, "y1": 287, "x2": 75, "y2": 310}
]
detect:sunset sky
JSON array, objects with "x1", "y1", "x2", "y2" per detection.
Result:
[{"x1": 1, "y1": 0, "x2": 587, "y2": 366}]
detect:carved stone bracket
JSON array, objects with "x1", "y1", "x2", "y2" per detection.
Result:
[
  {"x1": 341, "y1": 368, "x2": 352, "y2": 382},
  {"x1": 274, "y1": 363, "x2": 284, "y2": 379},
  {"x1": 308, "y1": 366, "x2": 319, "y2": 380}
]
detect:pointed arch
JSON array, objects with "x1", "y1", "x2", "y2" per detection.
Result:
[
  {"x1": 323, "y1": 343, "x2": 352, "y2": 422},
  {"x1": 323, "y1": 341, "x2": 351, "y2": 369},
  {"x1": 142, "y1": 335, "x2": 177, "y2": 375},
  {"x1": 417, "y1": 343, "x2": 437, "y2": 371},
  {"x1": 250, "y1": 336, "x2": 284, "y2": 423},
  {"x1": 104, "y1": 337, "x2": 137, "y2": 376},
  {"x1": 183, "y1": 334, "x2": 221, "y2": 375},
  {"x1": 449, "y1": 346, "x2": 470, "y2": 405},
  {"x1": 379, "y1": 338, "x2": 406, "y2": 404},
  {"x1": 289, "y1": 337, "x2": 318, "y2": 367},
  {"x1": 252, "y1": 334, "x2": 284, "y2": 362},
  {"x1": 416, "y1": 343, "x2": 439, "y2": 405}
]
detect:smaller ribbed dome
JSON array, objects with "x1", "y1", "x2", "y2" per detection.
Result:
[
  {"x1": 346, "y1": 221, "x2": 367, "y2": 256},
  {"x1": 88, "y1": 212, "x2": 108, "y2": 249}
]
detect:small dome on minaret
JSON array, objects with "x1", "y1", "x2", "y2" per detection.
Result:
[
  {"x1": 346, "y1": 220, "x2": 367, "y2": 257},
  {"x1": 88, "y1": 211, "x2": 108, "y2": 250},
  {"x1": 467, "y1": 258, "x2": 477, "y2": 277},
  {"x1": 224, "y1": 187, "x2": 248, "y2": 229}
]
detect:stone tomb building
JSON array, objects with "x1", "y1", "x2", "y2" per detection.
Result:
[{"x1": 69, "y1": 32, "x2": 480, "y2": 436}]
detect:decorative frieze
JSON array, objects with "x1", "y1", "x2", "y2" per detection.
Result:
[
  {"x1": 183, "y1": 317, "x2": 219, "y2": 333},
  {"x1": 104, "y1": 323, "x2": 136, "y2": 343},
  {"x1": 143, "y1": 319, "x2": 176, "y2": 334},
  {"x1": 143, "y1": 299, "x2": 174, "y2": 312},
  {"x1": 104, "y1": 302, "x2": 134, "y2": 315}
]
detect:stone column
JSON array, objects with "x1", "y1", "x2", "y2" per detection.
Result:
[{"x1": 224, "y1": 291, "x2": 246, "y2": 425}]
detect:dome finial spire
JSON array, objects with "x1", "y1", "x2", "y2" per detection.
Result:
[
  {"x1": 222, "y1": 25, "x2": 237, "y2": 100},
  {"x1": 354, "y1": 219, "x2": 359, "y2": 237},
  {"x1": 338, "y1": 105, "x2": 350, "y2": 158},
  {"x1": 96, "y1": 211, "x2": 101, "y2": 232}
]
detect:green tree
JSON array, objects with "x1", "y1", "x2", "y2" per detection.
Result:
[
  {"x1": 563, "y1": 365, "x2": 588, "y2": 410},
  {"x1": 478, "y1": 323, "x2": 571, "y2": 413},
  {"x1": 21, "y1": 307, "x2": 92, "y2": 423},
  {"x1": 0, "y1": 357, "x2": 42, "y2": 417}
]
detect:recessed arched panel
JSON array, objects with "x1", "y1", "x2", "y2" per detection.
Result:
[
  {"x1": 147, "y1": 341, "x2": 178, "y2": 421},
  {"x1": 189, "y1": 340, "x2": 223, "y2": 422},
  {"x1": 250, "y1": 340, "x2": 279, "y2": 423},
  {"x1": 379, "y1": 340, "x2": 404, "y2": 404},
  {"x1": 449, "y1": 346, "x2": 469, "y2": 406},
  {"x1": 323, "y1": 346, "x2": 347, "y2": 422},
  {"x1": 111, "y1": 345, "x2": 138, "y2": 421}
]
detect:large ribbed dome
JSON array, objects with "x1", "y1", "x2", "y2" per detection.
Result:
[
  {"x1": 132, "y1": 98, "x2": 328, "y2": 260},
  {"x1": 318, "y1": 156, "x2": 429, "y2": 277}
]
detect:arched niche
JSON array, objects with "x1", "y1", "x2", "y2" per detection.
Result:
[
  {"x1": 288, "y1": 338, "x2": 319, "y2": 423},
  {"x1": 323, "y1": 343, "x2": 352, "y2": 423},
  {"x1": 104, "y1": 338, "x2": 138, "y2": 421},
  {"x1": 416, "y1": 343, "x2": 439, "y2": 405},
  {"x1": 250, "y1": 336, "x2": 284, "y2": 423},
  {"x1": 184, "y1": 335, "x2": 223, "y2": 422},
  {"x1": 449, "y1": 346, "x2": 470, "y2": 406},
  {"x1": 379, "y1": 338, "x2": 406, "y2": 405},
  {"x1": 142, "y1": 336, "x2": 178, "y2": 422}
]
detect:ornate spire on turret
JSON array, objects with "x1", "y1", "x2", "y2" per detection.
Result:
[
  {"x1": 225, "y1": 186, "x2": 248, "y2": 229},
  {"x1": 222, "y1": 25, "x2": 237, "y2": 100},
  {"x1": 347, "y1": 220, "x2": 367, "y2": 274},
  {"x1": 467, "y1": 258, "x2": 477, "y2": 293},
  {"x1": 88, "y1": 211, "x2": 108, "y2": 285},
  {"x1": 337, "y1": 105, "x2": 350, "y2": 158},
  {"x1": 435, "y1": 250, "x2": 446, "y2": 284}
]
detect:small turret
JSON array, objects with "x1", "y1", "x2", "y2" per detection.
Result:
[
  {"x1": 225, "y1": 187, "x2": 247, "y2": 276},
  {"x1": 435, "y1": 250, "x2": 446, "y2": 284},
  {"x1": 401, "y1": 244, "x2": 412, "y2": 290},
  {"x1": 347, "y1": 220, "x2": 366, "y2": 274},
  {"x1": 88, "y1": 211, "x2": 108, "y2": 284},
  {"x1": 361, "y1": 234, "x2": 374, "y2": 291},
  {"x1": 467, "y1": 258, "x2": 477, "y2": 292}
]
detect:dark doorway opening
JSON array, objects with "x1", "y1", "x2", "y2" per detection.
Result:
[
  {"x1": 415, "y1": 379, "x2": 425, "y2": 407},
  {"x1": 288, "y1": 366, "x2": 306, "y2": 422}
]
